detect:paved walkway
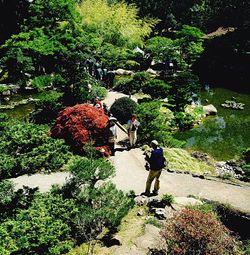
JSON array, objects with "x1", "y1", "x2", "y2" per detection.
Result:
[{"x1": 10, "y1": 91, "x2": 250, "y2": 214}]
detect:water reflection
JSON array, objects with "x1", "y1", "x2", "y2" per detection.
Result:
[{"x1": 175, "y1": 87, "x2": 250, "y2": 160}]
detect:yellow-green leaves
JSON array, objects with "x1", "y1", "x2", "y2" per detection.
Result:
[{"x1": 77, "y1": 0, "x2": 158, "y2": 48}]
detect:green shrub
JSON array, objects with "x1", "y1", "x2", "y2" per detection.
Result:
[
  {"x1": 169, "y1": 71, "x2": 200, "y2": 111},
  {"x1": 161, "y1": 193, "x2": 175, "y2": 205},
  {"x1": 114, "y1": 72, "x2": 151, "y2": 94},
  {"x1": 114, "y1": 77, "x2": 133, "y2": 92},
  {"x1": 142, "y1": 79, "x2": 171, "y2": 99},
  {"x1": 110, "y1": 96, "x2": 137, "y2": 123},
  {"x1": 31, "y1": 74, "x2": 66, "y2": 92},
  {"x1": 241, "y1": 148, "x2": 250, "y2": 181},
  {"x1": 132, "y1": 71, "x2": 151, "y2": 89},
  {"x1": 0, "y1": 180, "x2": 38, "y2": 222},
  {"x1": 32, "y1": 91, "x2": 63, "y2": 124},
  {"x1": 88, "y1": 83, "x2": 107, "y2": 101},
  {"x1": 119, "y1": 60, "x2": 140, "y2": 70},
  {"x1": 0, "y1": 120, "x2": 73, "y2": 178},
  {"x1": 0, "y1": 154, "x2": 18, "y2": 178},
  {"x1": 136, "y1": 100, "x2": 184, "y2": 146},
  {"x1": 62, "y1": 157, "x2": 134, "y2": 242},
  {"x1": 68, "y1": 72, "x2": 105, "y2": 104},
  {"x1": 242, "y1": 148, "x2": 250, "y2": 163},
  {"x1": 0, "y1": 84, "x2": 8, "y2": 93},
  {"x1": 0, "y1": 193, "x2": 78, "y2": 255},
  {"x1": 146, "y1": 217, "x2": 161, "y2": 228},
  {"x1": 161, "y1": 208, "x2": 240, "y2": 255}
]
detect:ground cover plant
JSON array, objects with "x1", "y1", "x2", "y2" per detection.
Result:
[{"x1": 0, "y1": 114, "x2": 72, "y2": 178}]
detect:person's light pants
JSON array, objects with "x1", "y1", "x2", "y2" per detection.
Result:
[
  {"x1": 129, "y1": 131, "x2": 137, "y2": 146},
  {"x1": 145, "y1": 169, "x2": 162, "y2": 194}
]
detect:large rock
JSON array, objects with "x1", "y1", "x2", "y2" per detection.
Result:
[
  {"x1": 114, "y1": 69, "x2": 134, "y2": 75},
  {"x1": 146, "y1": 68, "x2": 157, "y2": 75},
  {"x1": 134, "y1": 224, "x2": 162, "y2": 251},
  {"x1": 203, "y1": 104, "x2": 218, "y2": 115},
  {"x1": 134, "y1": 195, "x2": 149, "y2": 206},
  {"x1": 172, "y1": 197, "x2": 203, "y2": 211}
]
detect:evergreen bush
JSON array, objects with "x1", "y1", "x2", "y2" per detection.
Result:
[
  {"x1": 110, "y1": 97, "x2": 137, "y2": 124},
  {"x1": 31, "y1": 91, "x2": 63, "y2": 124},
  {"x1": 142, "y1": 79, "x2": 171, "y2": 99},
  {"x1": 0, "y1": 120, "x2": 72, "y2": 178}
]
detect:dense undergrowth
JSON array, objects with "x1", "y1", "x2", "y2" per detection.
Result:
[{"x1": 0, "y1": 156, "x2": 134, "y2": 254}]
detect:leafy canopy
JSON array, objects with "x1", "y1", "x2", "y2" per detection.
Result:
[{"x1": 77, "y1": 0, "x2": 157, "y2": 47}]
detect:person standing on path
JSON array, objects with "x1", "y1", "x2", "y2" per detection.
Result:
[
  {"x1": 127, "y1": 114, "x2": 140, "y2": 149},
  {"x1": 144, "y1": 140, "x2": 165, "y2": 196},
  {"x1": 105, "y1": 117, "x2": 117, "y2": 156}
]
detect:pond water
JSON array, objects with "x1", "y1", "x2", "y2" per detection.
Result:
[
  {"x1": 0, "y1": 91, "x2": 40, "y2": 119},
  {"x1": 175, "y1": 87, "x2": 250, "y2": 160}
]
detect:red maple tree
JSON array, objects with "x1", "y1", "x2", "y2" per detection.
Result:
[{"x1": 50, "y1": 104, "x2": 110, "y2": 155}]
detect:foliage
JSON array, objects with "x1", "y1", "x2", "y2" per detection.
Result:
[
  {"x1": 61, "y1": 157, "x2": 134, "y2": 251},
  {"x1": 145, "y1": 36, "x2": 178, "y2": 63},
  {"x1": 174, "y1": 111, "x2": 197, "y2": 131},
  {"x1": 110, "y1": 97, "x2": 137, "y2": 123},
  {"x1": 160, "y1": 208, "x2": 240, "y2": 255},
  {"x1": 119, "y1": 60, "x2": 140, "y2": 70},
  {"x1": 0, "y1": 180, "x2": 38, "y2": 222},
  {"x1": 31, "y1": 74, "x2": 66, "y2": 92},
  {"x1": 136, "y1": 100, "x2": 183, "y2": 147},
  {"x1": 77, "y1": 0, "x2": 157, "y2": 48},
  {"x1": 98, "y1": 43, "x2": 135, "y2": 69},
  {"x1": 0, "y1": 119, "x2": 72, "y2": 178},
  {"x1": 241, "y1": 148, "x2": 250, "y2": 163},
  {"x1": 114, "y1": 72, "x2": 151, "y2": 94},
  {"x1": 0, "y1": 47, "x2": 34, "y2": 87},
  {"x1": 142, "y1": 79, "x2": 171, "y2": 99},
  {"x1": 0, "y1": 193, "x2": 78, "y2": 255},
  {"x1": 88, "y1": 83, "x2": 107, "y2": 101},
  {"x1": 0, "y1": 155, "x2": 133, "y2": 255},
  {"x1": 145, "y1": 217, "x2": 161, "y2": 228},
  {"x1": 0, "y1": 85, "x2": 8, "y2": 93},
  {"x1": 241, "y1": 148, "x2": 250, "y2": 181},
  {"x1": 161, "y1": 193, "x2": 175, "y2": 205},
  {"x1": 63, "y1": 71, "x2": 106, "y2": 105},
  {"x1": 31, "y1": 91, "x2": 64, "y2": 124},
  {"x1": 114, "y1": 76, "x2": 133, "y2": 92},
  {"x1": 176, "y1": 25, "x2": 205, "y2": 65},
  {"x1": 164, "y1": 148, "x2": 215, "y2": 174},
  {"x1": 0, "y1": 0, "x2": 84, "y2": 88},
  {"x1": 50, "y1": 104, "x2": 109, "y2": 153},
  {"x1": 169, "y1": 71, "x2": 200, "y2": 111}
]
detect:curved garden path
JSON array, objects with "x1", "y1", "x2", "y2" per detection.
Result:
[{"x1": 10, "y1": 91, "x2": 250, "y2": 214}]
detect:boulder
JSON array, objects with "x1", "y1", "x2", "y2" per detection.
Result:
[
  {"x1": 172, "y1": 197, "x2": 202, "y2": 211},
  {"x1": 134, "y1": 224, "x2": 162, "y2": 250},
  {"x1": 203, "y1": 104, "x2": 217, "y2": 115},
  {"x1": 114, "y1": 69, "x2": 134, "y2": 75},
  {"x1": 146, "y1": 68, "x2": 157, "y2": 75},
  {"x1": 191, "y1": 151, "x2": 210, "y2": 162},
  {"x1": 2, "y1": 90, "x2": 11, "y2": 96},
  {"x1": 134, "y1": 195, "x2": 149, "y2": 206}
]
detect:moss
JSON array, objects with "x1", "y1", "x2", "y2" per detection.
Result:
[
  {"x1": 68, "y1": 206, "x2": 147, "y2": 255},
  {"x1": 164, "y1": 148, "x2": 215, "y2": 174}
]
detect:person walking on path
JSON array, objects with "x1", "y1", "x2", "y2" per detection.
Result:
[
  {"x1": 144, "y1": 140, "x2": 165, "y2": 196},
  {"x1": 127, "y1": 114, "x2": 140, "y2": 149},
  {"x1": 105, "y1": 117, "x2": 117, "y2": 156}
]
